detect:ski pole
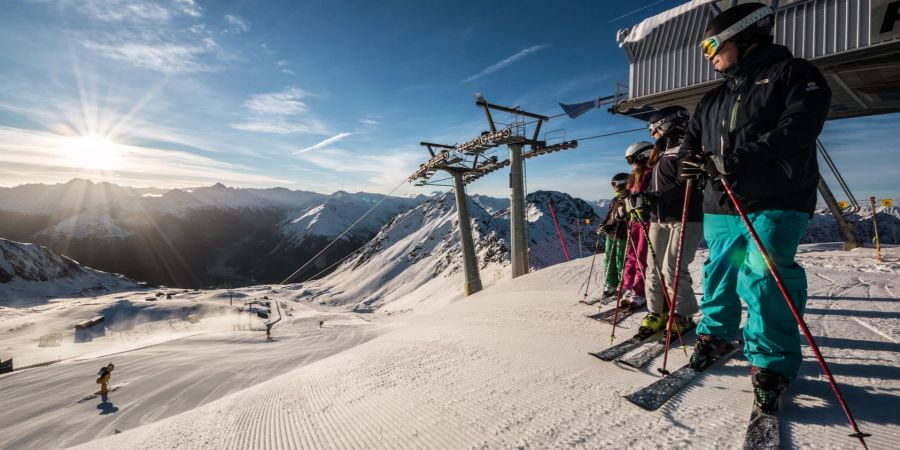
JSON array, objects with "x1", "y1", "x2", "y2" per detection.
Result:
[
  {"x1": 593, "y1": 216, "x2": 622, "y2": 298},
  {"x1": 634, "y1": 212, "x2": 686, "y2": 354},
  {"x1": 609, "y1": 219, "x2": 634, "y2": 344},
  {"x1": 720, "y1": 178, "x2": 870, "y2": 448},
  {"x1": 660, "y1": 180, "x2": 694, "y2": 375},
  {"x1": 580, "y1": 234, "x2": 601, "y2": 300}
]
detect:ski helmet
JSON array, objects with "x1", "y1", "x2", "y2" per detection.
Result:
[
  {"x1": 611, "y1": 172, "x2": 629, "y2": 189},
  {"x1": 647, "y1": 106, "x2": 689, "y2": 136},
  {"x1": 624, "y1": 141, "x2": 654, "y2": 165},
  {"x1": 701, "y1": 3, "x2": 774, "y2": 60}
]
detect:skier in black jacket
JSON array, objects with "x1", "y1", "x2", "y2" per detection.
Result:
[
  {"x1": 596, "y1": 173, "x2": 630, "y2": 299},
  {"x1": 678, "y1": 3, "x2": 831, "y2": 414},
  {"x1": 633, "y1": 106, "x2": 704, "y2": 338}
]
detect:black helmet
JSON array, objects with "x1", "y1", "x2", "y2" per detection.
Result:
[
  {"x1": 701, "y1": 3, "x2": 774, "y2": 59},
  {"x1": 611, "y1": 172, "x2": 629, "y2": 189},
  {"x1": 647, "y1": 106, "x2": 689, "y2": 136}
]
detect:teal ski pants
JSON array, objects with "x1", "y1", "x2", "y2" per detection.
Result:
[
  {"x1": 604, "y1": 236, "x2": 627, "y2": 289},
  {"x1": 697, "y1": 210, "x2": 809, "y2": 379}
]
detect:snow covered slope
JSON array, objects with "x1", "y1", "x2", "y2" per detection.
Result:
[
  {"x1": 297, "y1": 192, "x2": 509, "y2": 315},
  {"x1": 0, "y1": 239, "x2": 137, "y2": 306},
  {"x1": 79, "y1": 244, "x2": 899, "y2": 449},
  {"x1": 280, "y1": 191, "x2": 424, "y2": 244}
]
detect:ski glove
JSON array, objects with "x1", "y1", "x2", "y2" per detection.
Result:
[
  {"x1": 625, "y1": 193, "x2": 652, "y2": 213},
  {"x1": 679, "y1": 153, "x2": 729, "y2": 181},
  {"x1": 678, "y1": 153, "x2": 708, "y2": 181}
]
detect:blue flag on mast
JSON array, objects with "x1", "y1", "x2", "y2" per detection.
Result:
[{"x1": 559, "y1": 94, "x2": 618, "y2": 119}]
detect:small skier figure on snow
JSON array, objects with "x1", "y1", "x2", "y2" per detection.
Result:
[{"x1": 96, "y1": 362, "x2": 115, "y2": 402}]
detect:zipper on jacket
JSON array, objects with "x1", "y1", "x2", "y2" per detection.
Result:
[{"x1": 729, "y1": 93, "x2": 742, "y2": 132}]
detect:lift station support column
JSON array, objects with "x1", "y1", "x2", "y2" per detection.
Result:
[
  {"x1": 451, "y1": 172, "x2": 483, "y2": 295},
  {"x1": 508, "y1": 143, "x2": 529, "y2": 278}
]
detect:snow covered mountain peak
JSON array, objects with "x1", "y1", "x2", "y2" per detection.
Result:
[{"x1": 0, "y1": 238, "x2": 137, "y2": 306}]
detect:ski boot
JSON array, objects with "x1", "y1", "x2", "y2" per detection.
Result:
[
  {"x1": 623, "y1": 293, "x2": 646, "y2": 310},
  {"x1": 640, "y1": 312, "x2": 666, "y2": 331},
  {"x1": 751, "y1": 367, "x2": 789, "y2": 414},
  {"x1": 600, "y1": 287, "x2": 617, "y2": 299},
  {"x1": 668, "y1": 313, "x2": 695, "y2": 333},
  {"x1": 688, "y1": 335, "x2": 734, "y2": 371}
]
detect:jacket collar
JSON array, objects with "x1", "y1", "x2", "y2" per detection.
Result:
[{"x1": 722, "y1": 43, "x2": 793, "y2": 91}]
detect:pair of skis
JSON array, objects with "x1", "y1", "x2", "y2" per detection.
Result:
[{"x1": 609, "y1": 339, "x2": 780, "y2": 450}]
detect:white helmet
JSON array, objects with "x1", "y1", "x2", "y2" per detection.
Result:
[{"x1": 625, "y1": 141, "x2": 654, "y2": 165}]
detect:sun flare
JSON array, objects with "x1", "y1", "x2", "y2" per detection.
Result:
[{"x1": 60, "y1": 135, "x2": 122, "y2": 171}]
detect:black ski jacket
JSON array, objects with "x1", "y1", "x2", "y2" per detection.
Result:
[
  {"x1": 602, "y1": 195, "x2": 628, "y2": 238},
  {"x1": 648, "y1": 144, "x2": 703, "y2": 223},
  {"x1": 683, "y1": 44, "x2": 831, "y2": 216}
]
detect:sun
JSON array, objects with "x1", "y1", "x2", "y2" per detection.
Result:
[{"x1": 60, "y1": 135, "x2": 122, "y2": 171}]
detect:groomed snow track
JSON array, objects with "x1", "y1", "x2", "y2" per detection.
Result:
[{"x1": 63, "y1": 245, "x2": 900, "y2": 449}]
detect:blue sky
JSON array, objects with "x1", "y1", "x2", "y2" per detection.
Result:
[{"x1": 0, "y1": 0, "x2": 897, "y2": 202}]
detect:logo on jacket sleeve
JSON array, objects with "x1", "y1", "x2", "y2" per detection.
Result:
[{"x1": 805, "y1": 81, "x2": 820, "y2": 92}]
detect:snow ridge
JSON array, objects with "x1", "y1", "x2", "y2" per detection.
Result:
[{"x1": 0, "y1": 238, "x2": 137, "y2": 306}]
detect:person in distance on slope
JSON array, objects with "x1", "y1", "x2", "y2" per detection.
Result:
[
  {"x1": 678, "y1": 3, "x2": 831, "y2": 414},
  {"x1": 632, "y1": 106, "x2": 704, "y2": 338},
  {"x1": 619, "y1": 141, "x2": 655, "y2": 309},
  {"x1": 595, "y1": 172, "x2": 630, "y2": 299}
]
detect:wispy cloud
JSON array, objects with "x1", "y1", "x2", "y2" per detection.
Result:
[
  {"x1": 76, "y1": 0, "x2": 172, "y2": 22},
  {"x1": 243, "y1": 88, "x2": 309, "y2": 115},
  {"x1": 174, "y1": 0, "x2": 202, "y2": 17},
  {"x1": 224, "y1": 14, "x2": 249, "y2": 33},
  {"x1": 463, "y1": 44, "x2": 548, "y2": 82},
  {"x1": 291, "y1": 132, "x2": 352, "y2": 155},
  {"x1": 0, "y1": 126, "x2": 288, "y2": 188},
  {"x1": 358, "y1": 114, "x2": 382, "y2": 127},
  {"x1": 231, "y1": 88, "x2": 327, "y2": 135},
  {"x1": 82, "y1": 38, "x2": 219, "y2": 74},
  {"x1": 293, "y1": 146, "x2": 421, "y2": 188},
  {"x1": 276, "y1": 59, "x2": 294, "y2": 75}
]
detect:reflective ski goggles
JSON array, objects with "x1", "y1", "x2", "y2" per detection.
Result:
[
  {"x1": 699, "y1": 5, "x2": 774, "y2": 60},
  {"x1": 625, "y1": 152, "x2": 649, "y2": 165},
  {"x1": 700, "y1": 36, "x2": 724, "y2": 59},
  {"x1": 611, "y1": 179, "x2": 628, "y2": 188}
]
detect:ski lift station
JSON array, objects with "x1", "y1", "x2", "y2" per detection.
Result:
[
  {"x1": 615, "y1": 0, "x2": 900, "y2": 118},
  {"x1": 614, "y1": 0, "x2": 900, "y2": 249}
]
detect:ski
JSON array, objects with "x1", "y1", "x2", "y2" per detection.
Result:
[
  {"x1": 580, "y1": 293, "x2": 616, "y2": 306},
  {"x1": 586, "y1": 303, "x2": 644, "y2": 323},
  {"x1": 623, "y1": 342, "x2": 741, "y2": 411},
  {"x1": 588, "y1": 330, "x2": 663, "y2": 361},
  {"x1": 617, "y1": 328, "x2": 697, "y2": 369},
  {"x1": 743, "y1": 409, "x2": 780, "y2": 450}
]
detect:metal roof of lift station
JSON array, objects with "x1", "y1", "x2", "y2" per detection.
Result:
[{"x1": 615, "y1": 0, "x2": 900, "y2": 120}]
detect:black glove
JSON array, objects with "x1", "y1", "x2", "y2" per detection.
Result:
[
  {"x1": 596, "y1": 223, "x2": 615, "y2": 235},
  {"x1": 624, "y1": 192, "x2": 653, "y2": 213},
  {"x1": 678, "y1": 153, "x2": 707, "y2": 181},
  {"x1": 679, "y1": 153, "x2": 729, "y2": 181}
]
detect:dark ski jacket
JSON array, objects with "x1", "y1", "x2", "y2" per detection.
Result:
[
  {"x1": 683, "y1": 43, "x2": 831, "y2": 216},
  {"x1": 648, "y1": 144, "x2": 703, "y2": 223},
  {"x1": 602, "y1": 194, "x2": 628, "y2": 238}
]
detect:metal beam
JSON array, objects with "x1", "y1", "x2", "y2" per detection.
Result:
[
  {"x1": 451, "y1": 173, "x2": 483, "y2": 296},
  {"x1": 508, "y1": 143, "x2": 529, "y2": 277}
]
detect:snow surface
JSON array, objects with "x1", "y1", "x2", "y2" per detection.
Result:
[
  {"x1": 3, "y1": 244, "x2": 884, "y2": 449},
  {"x1": 0, "y1": 286, "x2": 386, "y2": 449},
  {"x1": 618, "y1": 0, "x2": 714, "y2": 46},
  {"x1": 0, "y1": 238, "x2": 137, "y2": 306}
]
